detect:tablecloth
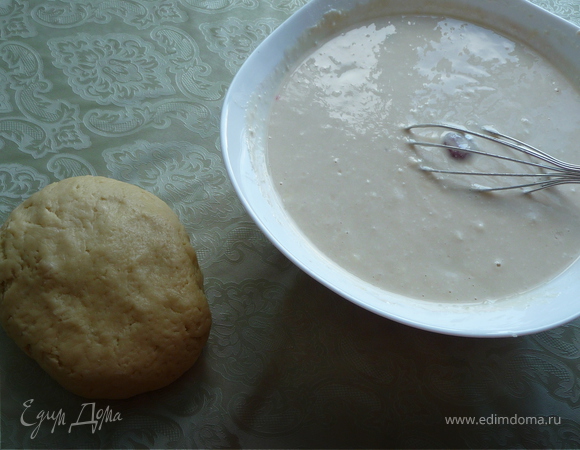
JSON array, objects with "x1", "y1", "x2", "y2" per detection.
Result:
[{"x1": 1, "y1": 0, "x2": 579, "y2": 448}]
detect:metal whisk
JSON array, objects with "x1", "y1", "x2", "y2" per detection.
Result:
[{"x1": 405, "y1": 123, "x2": 580, "y2": 193}]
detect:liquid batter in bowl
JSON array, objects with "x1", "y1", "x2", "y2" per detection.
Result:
[{"x1": 266, "y1": 15, "x2": 580, "y2": 303}]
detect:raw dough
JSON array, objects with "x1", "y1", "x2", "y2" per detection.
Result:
[{"x1": 0, "y1": 176, "x2": 211, "y2": 399}]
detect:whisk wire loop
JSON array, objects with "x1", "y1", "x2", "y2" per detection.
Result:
[{"x1": 405, "y1": 123, "x2": 580, "y2": 192}]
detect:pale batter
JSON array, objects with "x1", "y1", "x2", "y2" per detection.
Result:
[{"x1": 267, "y1": 15, "x2": 580, "y2": 303}]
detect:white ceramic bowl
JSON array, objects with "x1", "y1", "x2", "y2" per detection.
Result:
[{"x1": 221, "y1": 0, "x2": 580, "y2": 337}]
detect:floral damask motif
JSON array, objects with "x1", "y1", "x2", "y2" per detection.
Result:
[
  {"x1": 153, "y1": 384, "x2": 240, "y2": 448},
  {"x1": 221, "y1": 222, "x2": 289, "y2": 267},
  {"x1": 83, "y1": 99, "x2": 217, "y2": 138},
  {"x1": 180, "y1": 0, "x2": 258, "y2": 12},
  {"x1": 0, "y1": 41, "x2": 89, "y2": 157},
  {"x1": 200, "y1": 17, "x2": 282, "y2": 74},
  {"x1": 529, "y1": 0, "x2": 580, "y2": 26},
  {"x1": 308, "y1": 381, "x2": 389, "y2": 434},
  {"x1": 48, "y1": 33, "x2": 175, "y2": 106},
  {"x1": 532, "y1": 325, "x2": 580, "y2": 359},
  {"x1": 100, "y1": 412, "x2": 184, "y2": 448},
  {"x1": 204, "y1": 278, "x2": 288, "y2": 385},
  {"x1": 32, "y1": 0, "x2": 187, "y2": 30},
  {"x1": 0, "y1": 163, "x2": 49, "y2": 221},
  {"x1": 59, "y1": 27, "x2": 224, "y2": 137},
  {"x1": 424, "y1": 360, "x2": 497, "y2": 406},
  {"x1": 493, "y1": 348, "x2": 580, "y2": 406},
  {"x1": 0, "y1": 70, "x2": 9, "y2": 113},
  {"x1": 229, "y1": 388, "x2": 304, "y2": 437},
  {"x1": 151, "y1": 26, "x2": 226, "y2": 101},
  {"x1": 460, "y1": 417, "x2": 580, "y2": 450},
  {"x1": 0, "y1": 0, "x2": 36, "y2": 40},
  {"x1": 186, "y1": 219, "x2": 289, "y2": 269},
  {"x1": 269, "y1": 0, "x2": 308, "y2": 13},
  {"x1": 102, "y1": 140, "x2": 245, "y2": 244},
  {"x1": 46, "y1": 153, "x2": 97, "y2": 179}
]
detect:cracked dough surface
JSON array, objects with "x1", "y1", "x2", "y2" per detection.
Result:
[{"x1": 0, "y1": 176, "x2": 211, "y2": 399}]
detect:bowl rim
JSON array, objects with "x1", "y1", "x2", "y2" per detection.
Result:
[{"x1": 220, "y1": 0, "x2": 580, "y2": 337}]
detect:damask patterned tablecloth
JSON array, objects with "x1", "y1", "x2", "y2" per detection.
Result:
[{"x1": 1, "y1": 0, "x2": 580, "y2": 448}]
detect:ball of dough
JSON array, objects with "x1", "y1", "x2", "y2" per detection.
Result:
[{"x1": 0, "y1": 176, "x2": 211, "y2": 399}]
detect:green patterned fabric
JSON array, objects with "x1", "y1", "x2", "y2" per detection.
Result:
[{"x1": 1, "y1": 1, "x2": 579, "y2": 448}]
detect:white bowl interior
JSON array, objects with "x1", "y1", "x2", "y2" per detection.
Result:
[{"x1": 221, "y1": 0, "x2": 580, "y2": 337}]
